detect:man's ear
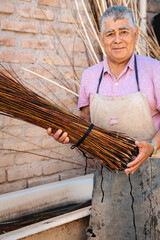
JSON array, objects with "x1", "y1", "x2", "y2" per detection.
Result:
[
  {"x1": 134, "y1": 26, "x2": 139, "y2": 42},
  {"x1": 99, "y1": 32, "x2": 104, "y2": 47}
]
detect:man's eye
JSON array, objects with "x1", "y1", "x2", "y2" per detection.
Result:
[
  {"x1": 120, "y1": 31, "x2": 128, "y2": 35},
  {"x1": 106, "y1": 33, "x2": 113, "y2": 38}
]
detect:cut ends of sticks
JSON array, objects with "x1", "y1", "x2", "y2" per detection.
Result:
[{"x1": 0, "y1": 67, "x2": 138, "y2": 173}]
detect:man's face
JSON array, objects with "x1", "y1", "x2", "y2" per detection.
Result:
[{"x1": 99, "y1": 18, "x2": 138, "y2": 64}]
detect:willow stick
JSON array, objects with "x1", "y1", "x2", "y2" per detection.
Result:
[
  {"x1": 81, "y1": 0, "x2": 106, "y2": 56},
  {"x1": 22, "y1": 67, "x2": 79, "y2": 97},
  {"x1": 75, "y1": 0, "x2": 99, "y2": 64}
]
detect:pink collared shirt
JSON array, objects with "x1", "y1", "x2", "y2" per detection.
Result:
[{"x1": 78, "y1": 54, "x2": 160, "y2": 132}]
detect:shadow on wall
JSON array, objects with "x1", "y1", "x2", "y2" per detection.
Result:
[{"x1": 152, "y1": 13, "x2": 160, "y2": 46}]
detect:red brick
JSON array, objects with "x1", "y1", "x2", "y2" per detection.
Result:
[
  {"x1": 57, "y1": 65, "x2": 82, "y2": 81},
  {"x1": 7, "y1": 163, "x2": 42, "y2": 181},
  {"x1": 73, "y1": 52, "x2": 90, "y2": 67},
  {"x1": 23, "y1": 67, "x2": 57, "y2": 80},
  {"x1": 1, "y1": 126, "x2": 23, "y2": 139},
  {"x1": 1, "y1": 19, "x2": 38, "y2": 34},
  {"x1": 0, "y1": 66, "x2": 20, "y2": 78},
  {"x1": 61, "y1": 37, "x2": 86, "y2": 52},
  {"x1": 0, "y1": 51, "x2": 35, "y2": 63},
  {"x1": 58, "y1": 161, "x2": 74, "y2": 172},
  {"x1": 59, "y1": 145, "x2": 82, "y2": 162},
  {"x1": 4, "y1": 117, "x2": 25, "y2": 127},
  {"x1": 0, "y1": 35, "x2": 15, "y2": 46},
  {"x1": 0, "y1": 3, "x2": 14, "y2": 14},
  {"x1": 40, "y1": 54, "x2": 70, "y2": 66},
  {"x1": 0, "y1": 0, "x2": 98, "y2": 194},
  {"x1": 3, "y1": 138, "x2": 40, "y2": 152},
  {"x1": 60, "y1": 97, "x2": 78, "y2": 110},
  {"x1": 0, "y1": 180, "x2": 27, "y2": 194},
  {"x1": 41, "y1": 23, "x2": 72, "y2": 37},
  {"x1": 66, "y1": 0, "x2": 85, "y2": 12},
  {"x1": 57, "y1": 10, "x2": 73, "y2": 23},
  {"x1": 0, "y1": 153, "x2": 14, "y2": 167},
  {"x1": 61, "y1": 149, "x2": 80, "y2": 160},
  {"x1": 20, "y1": 7, "x2": 54, "y2": 20},
  {"x1": 21, "y1": 38, "x2": 54, "y2": 50},
  {"x1": 19, "y1": 0, "x2": 32, "y2": 2},
  {"x1": 0, "y1": 116, "x2": 4, "y2": 128},
  {"x1": 0, "y1": 170, "x2": 6, "y2": 183},
  {"x1": 15, "y1": 149, "x2": 49, "y2": 165},
  {"x1": 34, "y1": 8, "x2": 54, "y2": 20},
  {"x1": 0, "y1": 131, "x2": 5, "y2": 140},
  {"x1": 43, "y1": 84, "x2": 60, "y2": 97},
  {"x1": 41, "y1": 136, "x2": 59, "y2": 149},
  {"x1": 25, "y1": 126, "x2": 46, "y2": 138},
  {"x1": 59, "y1": 168, "x2": 88, "y2": 181},
  {"x1": 20, "y1": 81, "x2": 41, "y2": 95},
  {"x1": 42, "y1": 160, "x2": 60, "y2": 175},
  {"x1": 27, "y1": 174, "x2": 59, "y2": 187},
  {"x1": 38, "y1": 0, "x2": 67, "y2": 8}
]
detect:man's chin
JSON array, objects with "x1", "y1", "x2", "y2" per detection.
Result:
[
  {"x1": 109, "y1": 55, "x2": 130, "y2": 64},
  {"x1": 113, "y1": 52, "x2": 127, "y2": 59}
]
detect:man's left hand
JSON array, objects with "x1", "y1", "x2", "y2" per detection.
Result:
[{"x1": 125, "y1": 141, "x2": 154, "y2": 175}]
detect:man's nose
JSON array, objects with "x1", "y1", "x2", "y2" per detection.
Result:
[{"x1": 114, "y1": 33, "x2": 121, "y2": 43}]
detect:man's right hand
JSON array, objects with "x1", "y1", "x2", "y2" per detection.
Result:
[
  {"x1": 47, "y1": 128, "x2": 69, "y2": 144},
  {"x1": 47, "y1": 106, "x2": 90, "y2": 144}
]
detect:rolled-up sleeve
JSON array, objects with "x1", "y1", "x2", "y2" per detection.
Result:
[
  {"x1": 152, "y1": 61, "x2": 160, "y2": 111},
  {"x1": 78, "y1": 71, "x2": 90, "y2": 110}
]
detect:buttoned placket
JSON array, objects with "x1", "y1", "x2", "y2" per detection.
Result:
[{"x1": 109, "y1": 66, "x2": 132, "y2": 95}]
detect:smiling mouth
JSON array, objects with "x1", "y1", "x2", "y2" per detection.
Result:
[{"x1": 113, "y1": 47, "x2": 124, "y2": 50}]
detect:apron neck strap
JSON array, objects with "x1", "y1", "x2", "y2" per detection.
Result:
[
  {"x1": 96, "y1": 67, "x2": 104, "y2": 93},
  {"x1": 96, "y1": 54, "x2": 140, "y2": 94},
  {"x1": 134, "y1": 55, "x2": 140, "y2": 91}
]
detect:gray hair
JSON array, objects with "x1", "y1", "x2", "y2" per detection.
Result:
[{"x1": 100, "y1": 5, "x2": 136, "y2": 35}]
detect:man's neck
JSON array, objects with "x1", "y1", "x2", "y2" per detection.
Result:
[{"x1": 108, "y1": 58, "x2": 130, "y2": 79}]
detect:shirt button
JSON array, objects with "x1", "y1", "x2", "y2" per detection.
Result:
[{"x1": 115, "y1": 82, "x2": 118, "y2": 86}]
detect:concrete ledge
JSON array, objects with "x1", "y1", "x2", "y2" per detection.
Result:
[
  {"x1": 0, "y1": 174, "x2": 93, "y2": 222},
  {"x1": 1, "y1": 206, "x2": 91, "y2": 240}
]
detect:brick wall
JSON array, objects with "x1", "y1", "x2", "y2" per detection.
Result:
[{"x1": 0, "y1": 0, "x2": 95, "y2": 194}]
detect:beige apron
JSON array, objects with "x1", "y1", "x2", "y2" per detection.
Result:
[
  {"x1": 87, "y1": 59, "x2": 160, "y2": 240},
  {"x1": 90, "y1": 91, "x2": 156, "y2": 142}
]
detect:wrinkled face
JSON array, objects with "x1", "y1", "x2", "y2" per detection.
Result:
[{"x1": 99, "y1": 18, "x2": 138, "y2": 64}]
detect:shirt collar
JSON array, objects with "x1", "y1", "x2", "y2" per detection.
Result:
[{"x1": 103, "y1": 53, "x2": 135, "y2": 75}]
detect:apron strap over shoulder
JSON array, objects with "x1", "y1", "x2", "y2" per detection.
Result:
[
  {"x1": 96, "y1": 68, "x2": 104, "y2": 94},
  {"x1": 134, "y1": 55, "x2": 140, "y2": 91}
]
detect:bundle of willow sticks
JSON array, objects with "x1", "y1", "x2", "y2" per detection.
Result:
[{"x1": 0, "y1": 69, "x2": 138, "y2": 172}]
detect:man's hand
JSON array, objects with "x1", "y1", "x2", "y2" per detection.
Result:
[
  {"x1": 47, "y1": 128, "x2": 69, "y2": 144},
  {"x1": 47, "y1": 106, "x2": 90, "y2": 144},
  {"x1": 125, "y1": 141, "x2": 154, "y2": 175}
]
